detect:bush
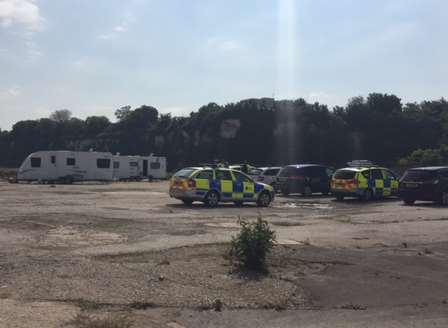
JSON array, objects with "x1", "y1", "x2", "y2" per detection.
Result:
[
  {"x1": 398, "y1": 144, "x2": 448, "y2": 170},
  {"x1": 229, "y1": 217, "x2": 276, "y2": 270}
]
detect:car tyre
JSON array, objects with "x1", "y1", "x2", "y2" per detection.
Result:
[
  {"x1": 335, "y1": 194, "x2": 344, "y2": 201},
  {"x1": 362, "y1": 189, "x2": 373, "y2": 201},
  {"x1": 404, "y1": 198, "x2": 415, "y2": 205},
  {"x1": 205, "y1": 191, "x2": 219, "y2": 207},
  {"x1": 257, "y1": 191, "x2": 271, "y2": 207},
  {"x1": 302, "y1": 185, "x2": 312, "y2": 197},
  {"x1": 439, "y1": 191, "x2": 448, "y2": 206}
]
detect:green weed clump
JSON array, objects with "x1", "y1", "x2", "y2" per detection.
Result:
[{"x1": 229, "y1": 217, "x2": 276, "y2": 271}]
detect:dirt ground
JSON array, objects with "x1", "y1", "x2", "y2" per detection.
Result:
[{"x1": 0, "y1": 180, "x2": 448, "y2": 327}]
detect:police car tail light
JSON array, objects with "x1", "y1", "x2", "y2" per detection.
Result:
[
  {"x1": 347, "y1": 179, "x2": 358, "y2": 188},
  {"x1": 187, "y1": 179, "x2": 196, "y2": 189}
]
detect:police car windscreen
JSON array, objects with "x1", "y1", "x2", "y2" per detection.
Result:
[
  {"x1": 402, "y1": 169, "x2": 437, "y2": 182},
  {"x1": 249, "y1": 169, "x2": 262, "y2": 175},
  {"x1": 334, "y1": 170, "x2": 356, "y2": 180},
  {"x1": 174, "y1": 168, "x2": 196, "y2": 178}
]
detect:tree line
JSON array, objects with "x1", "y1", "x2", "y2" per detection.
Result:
[{"x1": 0, "y1": 93, "x2": 447, "y2": 171}]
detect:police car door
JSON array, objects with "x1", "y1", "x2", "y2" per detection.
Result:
[
  {"x1": 194, "y1": 169, "x2": 213, "y2": 197},
  {"x1": 233, "y1": 171, "x2": 255, "y2": 200},
  {"x1": 382, "y1": 169, "x2": 399, "y2": 196},
  {"x1": 216, "y1": 169, "x2": 233, "y2": 200},
  {"x1": 371, "y1": 169, "x2": 384, "y2": 197}
]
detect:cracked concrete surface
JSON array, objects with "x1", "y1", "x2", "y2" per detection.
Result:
[{"x1": 0, "y1": 181, "x2": 448, "y2": 327}]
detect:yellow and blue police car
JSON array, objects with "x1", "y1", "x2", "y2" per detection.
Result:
[
  {"x1": 169, "y1": 167, "x2": 275, "y2": 207},
  {"x1": 331, "y1": 164, "x2": 399, "y2": 201}
]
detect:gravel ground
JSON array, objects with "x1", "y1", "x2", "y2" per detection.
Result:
[{"x1": 0, "y1": 180, "x2": 448, "y2": 327}]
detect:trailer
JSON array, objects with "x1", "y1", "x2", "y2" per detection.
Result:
[
  {"x1": 112, "y1": 154, "x2": 167, "y2": 180},
  {"x1": 17, "y1": 150, "x2": 114, "y2": 183},
  {"x1": 17, "y1": 150, "x2": 167, "y2": 183},
  {"x1": 142, "y1": 154, "x2": 167, "y2": 179}
]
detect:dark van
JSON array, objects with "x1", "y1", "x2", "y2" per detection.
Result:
[
  {"x1": 399, "y1": 167, "x2": 448, "y2": 205},
  {"x1": 276, "y1": 164, "x2": 334, "y2": 196}
]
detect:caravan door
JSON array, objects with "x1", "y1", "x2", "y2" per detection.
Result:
[
  {"x1": 142, "y1": 160, "x2": 148, "y2": 177},
  {"x1": 129, "y1": 158, "x2": 139, "y2": 178}
]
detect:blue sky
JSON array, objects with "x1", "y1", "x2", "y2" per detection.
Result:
[{"x1": 0, "y1": 0, "x2": 447, "y2": 130}]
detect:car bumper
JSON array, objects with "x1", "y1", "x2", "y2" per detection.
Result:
[
  {"x1": 399, "y1": 188, "x2": 438, "y2": 201},
  {"x1": 169, "y1": 188, "x2": 205, "y2": 201},
  {"x1": 331, "y1": 188, "x2": 362, "y2": 198},
  {"x1": 277, "y1": 181, "x2": 306, "y2": 193}
]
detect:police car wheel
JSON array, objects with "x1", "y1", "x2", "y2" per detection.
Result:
[
  {"x1": 362, "y1": 189, "x2": 373, "y2": 201},
  {"x1": 302, "y1": 186, "x2": 312, "y2": 197},
  {"x1": 205, "y1": 191, "x2": 219, "y2": 207},
  {"x1": 440, "y1": 191, "x2": 448, "y2": 206},
  {"x1": 335, "y1": 194, "x2": 344, "y2": 201},
  {"x1": 257, "y1": 192, "x2": 271, "y2": 207},
  {"x1": 404, "y1": 199, "x2": 415, "y2": 205}
]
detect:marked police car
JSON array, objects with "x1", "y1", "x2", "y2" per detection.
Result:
[
  {"x1": 169, "y1": 167, "x2": 275, "y2": 207},
  {"x1": 331, "y1": 161, "x2": 399, "y2": 201}
]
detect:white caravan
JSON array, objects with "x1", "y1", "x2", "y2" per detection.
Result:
[
  {"x1": 17, "y1": 150, "x2": 167, "y2": 182},
  {"x1": 112, "y1": 155, "x2": 141, "y2": 181},
  {"x1": 144, "y1": 154, "x2": 167, "y2": 179},
  {"x1": 112, "y1": 154, "x2": 167, "y2": 180},
  {"x1": 17, "y1": 150, "x2": 114, "y2": 183}
]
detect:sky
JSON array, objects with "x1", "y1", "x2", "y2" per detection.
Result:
[{"x1": 0, "y1": 0, "x2": 447, "y2": 130}]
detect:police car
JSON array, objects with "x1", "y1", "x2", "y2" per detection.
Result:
[
  {"x1": 169, "y1": 167, "x2": 275, "y2": 207},
  {"x1": 331, "y1": 161, "x2": 399, "y2": 201}
]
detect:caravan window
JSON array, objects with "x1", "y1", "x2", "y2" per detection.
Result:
[
  {"x1": 150, "y1": 162, "x2": 161, "y2": 169},
  {"x1": 113, "y1": 161, "x2": 120, "y2": 169},
  {"x1": 97, "y1": 158, "x2": 111, "y2": 169},
  {"x1": 30, "y1": 157, "x2": 41, "y2": 168},
  {"x1": 130, "y1": 162, "x2": 138, "y2": 167},
  {"x1": 66, "y1": 158, "x2": 76, "y2": 166},
  {"x1": 51, "y1": 156, "x2": 56, "y2": 164}
]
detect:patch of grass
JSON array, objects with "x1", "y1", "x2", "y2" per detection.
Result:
[
  {"x1": 197, "y1": 297, "x2": 223, "y2": 312},
  {"x1": 340, "y1": 303, "x2": 367, "y2": 310},
  {"x1": 0, "y1": 168, "x2": 17, "y2": 180},
  {"x1": 69, "y1": 313, "x2": 133, "y2": 328},
  {"x1": 129, "y1": 301, "x2": 155, "y2": 310},
  {"x1": 74, "y1": 299, "x2": 102, "y2": 311},
  {"x1": 271, "y1": 221, "x2": 304, "y2": 227}
]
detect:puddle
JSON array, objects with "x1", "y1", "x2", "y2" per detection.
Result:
[
  {"x1": 278, "y1": 239, "x2": 301, "y2": 245},
  {"x1": 102, "y1": 191, "x2": 164, "y2": 196},
  {"x1": 205, "y1": 222, "x2": 241, "y2": 229},
  {"x1": 41, "y1": 226, "x2": 126, "y2": 247},
  {"x1": 276, "y1": 202, "x2": 332, "y2": 210}
]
